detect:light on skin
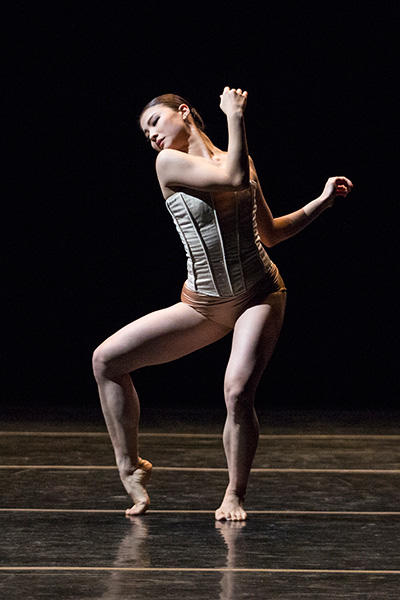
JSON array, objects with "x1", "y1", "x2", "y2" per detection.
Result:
[
  {"x1": 140, "y1": 103, "x2": 224, "y2": 161},
  {"x1": 139, "y1": 91, "x2": 254, "y2": 198},
  {"x1": 93, "y1": 89, "x2": 353, "y2": 522},
  {"x1": 140, "y1": 104, "x2": 190, "y2": 152}
]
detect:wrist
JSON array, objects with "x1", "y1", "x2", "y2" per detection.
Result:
[
  {"x1": 303, "y1": 195, "x2": 330, "y2": 217},
  {"x1": 319, "y1": 193, "x2": 335, "y2": 209},
  {"x1": 226, "y1": 110, "x2": 244, "y2": 121}
]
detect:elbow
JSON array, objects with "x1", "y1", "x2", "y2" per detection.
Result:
[
  {"x1": 263, "y1": 239, "x2": 277, "y2": 248},
  {"x1": 261, "y1": 232, "x2": 280, "y2": 248},
  {"x1": 235, "y1": 179, "x2": 250, "y2": 192},
  {"x1": 230, "y1": 178, "x2": 249, "y2": 192},
  {"x1": 222, "y1": 179, "x2": 248, "y2": 192},
  {"x1": 229, "y1": 168, "x2": 250, "y2": 191}
]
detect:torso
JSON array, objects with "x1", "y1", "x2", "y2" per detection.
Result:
[
  {"x1": 158, "y1": 148, "x2": 273, "y2": 298},
  {"x1": 165, "y1": 179, "x2": 274, "y2": 298}
]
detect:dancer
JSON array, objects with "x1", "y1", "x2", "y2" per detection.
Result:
[{"x1": 92, "y1": 87, "x2": 353, "y2": 520}]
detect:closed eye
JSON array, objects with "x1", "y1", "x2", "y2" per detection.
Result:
[{"x1": 143, "y1": 114, "x2": 160, "y2": 141}]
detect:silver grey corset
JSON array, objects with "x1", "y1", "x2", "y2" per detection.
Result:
[{"x1": 165, "y1": 180, "x2": 273, "y2": 297}]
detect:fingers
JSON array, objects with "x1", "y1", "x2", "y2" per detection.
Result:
[
  {"x1": 219, "y1": 86, "x2": 248, "y2": 115},
  {"x1": 334, "y1": 176, "x2": 353, "y2": 189},
  {"x1": 331, "y1": 176, "x2": 354, "y2": 197},
  {"x1": 220, "y1": 86, "x2": 248, "y2": 97}
]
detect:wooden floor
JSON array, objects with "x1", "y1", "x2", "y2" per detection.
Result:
[{"x1": 1, "y1": 411, "x2": 400, "y2": 599}]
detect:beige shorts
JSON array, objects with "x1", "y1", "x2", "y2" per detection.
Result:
[{"x1": 180, "y1": 264, "x2": 287, "y2": 329}]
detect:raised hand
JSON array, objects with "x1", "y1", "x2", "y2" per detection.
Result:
[
  {"x1": 321, "y1": 176, "x2": 354, "y2": 206},
  {"x1": 220, "y1": 86, "x2": 248, "y2": 117}
]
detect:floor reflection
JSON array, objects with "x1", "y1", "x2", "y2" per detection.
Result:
[
  {"x1": 99, "y1": 517, "x2": 149, "y2": 599},
  {"x1": 97, "y1": 517, "x2": 249, "y2": 599},
  {"x1": 215, "y1": 521, "x2": 247, "y2": 600}
]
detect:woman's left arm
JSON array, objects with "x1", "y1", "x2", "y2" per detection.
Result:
[{"x1": 253, "y1": 164, "x2": 353, "y2": 247}]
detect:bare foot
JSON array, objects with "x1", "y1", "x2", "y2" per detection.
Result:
[
  {"x1": 215, "y1": 489, "x2": 247, "y2": 521},
  {"x1": 124, "y1": 458, "x2": 152, "y2": 517}
]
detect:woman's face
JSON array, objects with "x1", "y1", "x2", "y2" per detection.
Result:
[{"x1": 140, "y1": 104, "x2": 189, "y2": 152}]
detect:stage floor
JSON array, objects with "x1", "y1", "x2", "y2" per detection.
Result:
[{"x1": 1, "y1": 410, "x2": 400, "y2": 599}]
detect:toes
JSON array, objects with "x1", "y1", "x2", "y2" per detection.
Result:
[
  {"x1": 215, "y1": 499, "x2": 247, "y2": 521},
  {"x1": 125, "y1": 506, "x2": 139, "y2": 516},
  {"x1": 215, "y1": 507, "x2": 247, "y2": 521},
  {"x1": 215, "y1": 509, "x2": 227, "y2": 521},
  {"x1": 228, "y1": 509, "x2": 247, "y2": 521},
  {"x1": 125, "y1": 500, "x2": 149, "y2": 516}
]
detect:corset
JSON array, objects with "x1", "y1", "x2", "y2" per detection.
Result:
[{"x1": 165, "y1": 180, "x2": 273, "y2": 297}]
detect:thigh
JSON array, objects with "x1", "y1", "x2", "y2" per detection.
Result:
[
  {"x1": 97, "y1": 302, "x2": 231, "y2": 375},
  {"x1": 225, "y1": 290, "x2": 286, "y2": 392}
]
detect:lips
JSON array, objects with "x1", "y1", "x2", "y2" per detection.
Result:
[{"x1": 157, "y1": 138, "x2": 165, "y2": 149}]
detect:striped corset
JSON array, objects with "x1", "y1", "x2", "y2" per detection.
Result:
[{"x1": 165, "y1": 180, "x2": 273, "y2": 297}]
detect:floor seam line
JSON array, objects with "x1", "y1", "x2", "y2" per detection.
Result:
[
  {"x1": 1, "y1": 508, "x2": 400, "y2": 515},
  {"x1": 1, "y1": 465, "x2": 400, "y2": 474},
  {"x1": 1, "y1": 567, "x2": 400, "y2": 574},
  {"x1": 1, "y1": 431, "x2": 400, "y2": 440}
]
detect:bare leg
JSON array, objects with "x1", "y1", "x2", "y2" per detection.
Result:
[
  {"x1": 215, "y1": 290, "x2": 286, "y2": 520},
  {"x1": 96, "y1": 371, "x2": 148, "y2": 515},
  {"x1": 93, "y1": 302, "x2": 230, "y2": 515}
]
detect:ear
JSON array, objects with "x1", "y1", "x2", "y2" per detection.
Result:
[{"x1": 178, "y1": 103, "x2": 191, "y2": 121}]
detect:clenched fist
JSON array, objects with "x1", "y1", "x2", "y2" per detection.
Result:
[
  {"x1": 220, "y1": 86, "x2": 248, "y2": 117},
  {"x1": 321, "y1": 176, "x2": 354, "y2": 205}
]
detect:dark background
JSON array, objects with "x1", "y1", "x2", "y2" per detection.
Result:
[{"x1": 5, "y1": 4, "x2": 398, "y2": 423}]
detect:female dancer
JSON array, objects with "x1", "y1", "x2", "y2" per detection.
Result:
[{"x1": 92, "y1": 87, "x2": 353, "y2": 521}]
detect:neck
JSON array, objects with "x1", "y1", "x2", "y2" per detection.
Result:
[{"x1": 186, "y1": 127, "x2": 221, "y2": 158}]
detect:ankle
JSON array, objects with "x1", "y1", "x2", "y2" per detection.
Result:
[
  {"x1": 225, "y1": 486, "x2": 245, "y2": 501},
  {"x1": 117, "y1": 455, "x2": 138, "y2": 479}
]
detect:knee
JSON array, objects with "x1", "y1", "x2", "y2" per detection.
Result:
[
  {"x1": 92, "y1": 345, "x2": 116, "y2": 383},
  {"x1": 224, "y1": 379, "x2": 255, "y2": 416}
]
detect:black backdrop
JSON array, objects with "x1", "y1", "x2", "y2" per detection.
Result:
[{"x1": 5, "y1": 4, "x2": 398, "y2": 421}]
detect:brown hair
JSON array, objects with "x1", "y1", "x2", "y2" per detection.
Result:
[{"x1": 140, "y1": 93, "x2": 205, "y2": 131}]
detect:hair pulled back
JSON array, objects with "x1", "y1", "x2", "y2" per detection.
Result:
[{"x1": 140, "y1": 94, "x2": 205, "y2": 131}]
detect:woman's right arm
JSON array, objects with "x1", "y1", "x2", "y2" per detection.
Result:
[{"x1": 156, "y1": 87, "x2": 250, "y2": 192}]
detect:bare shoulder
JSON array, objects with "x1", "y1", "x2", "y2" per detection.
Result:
[
  {"x1": 156, "y1": 149, "x2": 187, "y2": 171},
  {"x1": 154, "y1": 150, "x2": 189, "y2": 196}
]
